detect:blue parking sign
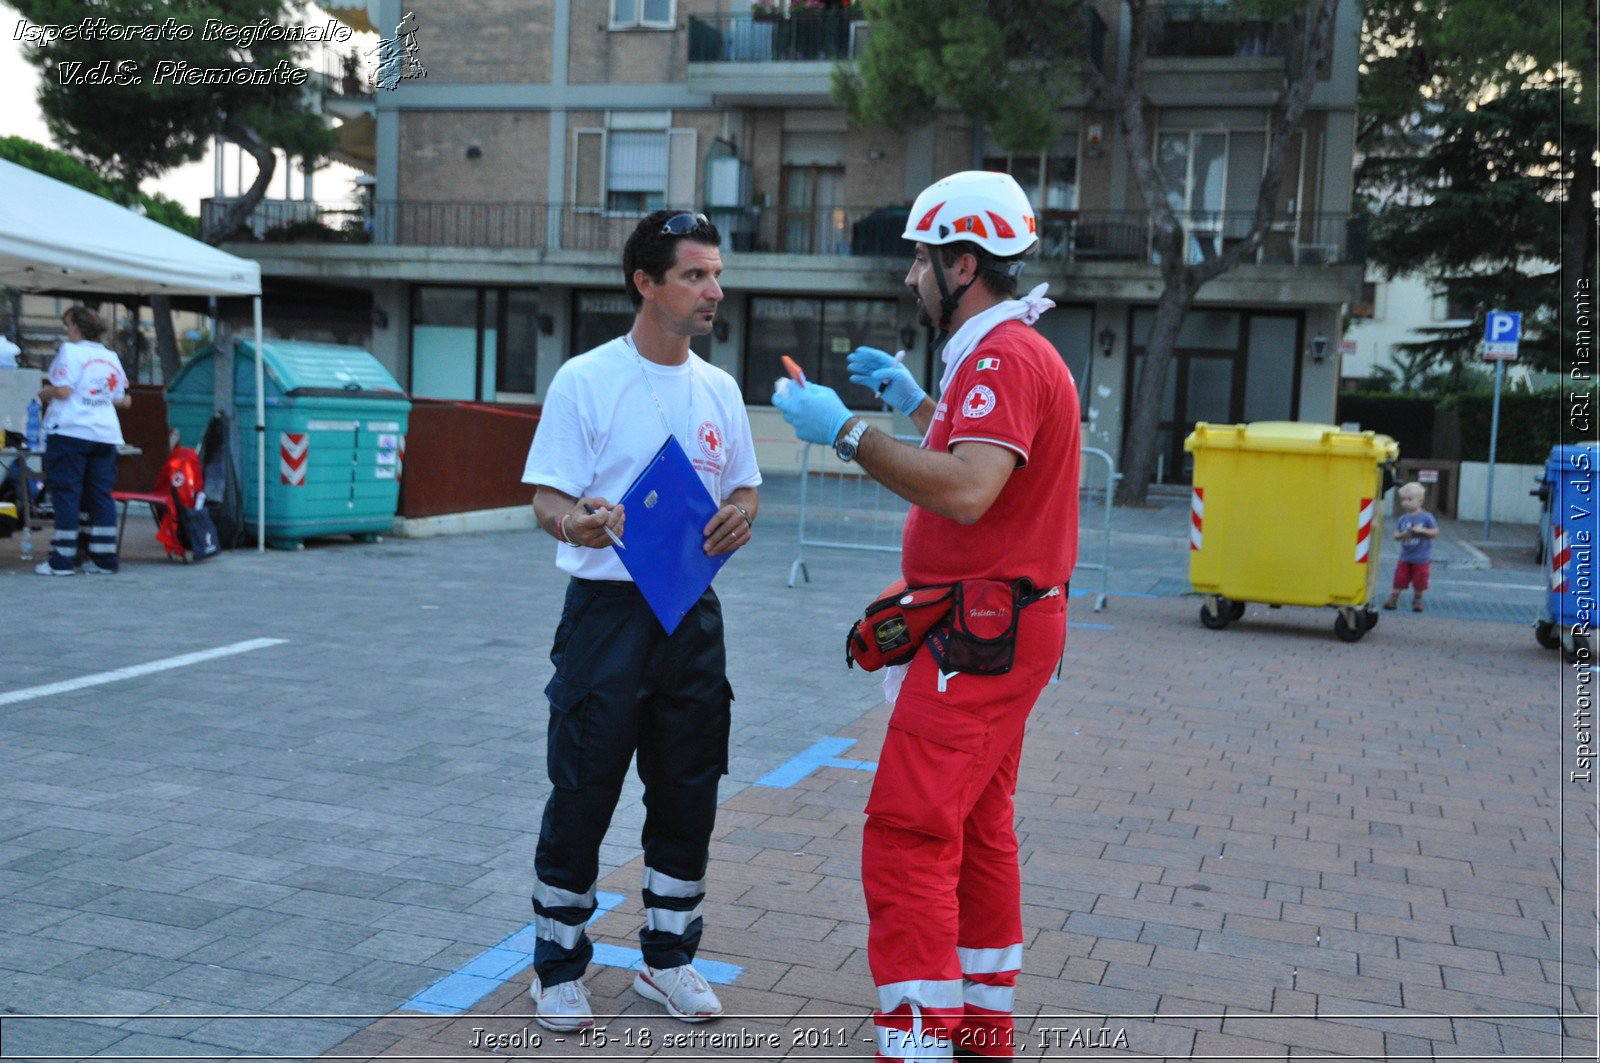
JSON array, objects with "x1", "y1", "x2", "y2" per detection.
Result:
[
  {"x1": 1485, "y1": 310, "x2": 1522, "y2": 343},
  {"x1": 1483, "y1": 310, "x2": 1521, "y2": 359}
]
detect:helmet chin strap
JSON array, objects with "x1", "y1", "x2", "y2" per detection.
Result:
[{"x1": 928, "y1": 249, "x2": 976, "y2": 335}]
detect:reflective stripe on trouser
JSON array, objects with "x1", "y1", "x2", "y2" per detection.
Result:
[
  {"x1": 876, "y1": 982, "x2": 961, "y2": 1062},
  {"x1": 874, "y1": 1001, "x2": 960, "y2": 1062},
  {"x1": 643, "y1": 864, "x2": 706, "y2": 953},
  {"x1": 863, "y1": 594, "x2": 1066, "y2": 1062},
  {"x1": 532, "y1": 578, "x2": 731, "y2": 985},
  {"x1": 957, "y1": 944, "x2": 1022, "y2": 1058},
  {"x1": 530, "y1": 875, "x2": 598, "y2": 978},
  {"x1": 42, "y1": 434, "x2": 120, "y2": 571}
]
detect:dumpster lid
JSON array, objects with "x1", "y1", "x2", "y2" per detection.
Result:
[
  {"x1": 1546, "y1": 443, "x2": 1600, "y2": 476},
  {"x1": 1184, "y1": 421, "x2": 1399, "y2": 460},
  {"x1": 235, "y1": 339, "x2": 404, "y2": 396}
]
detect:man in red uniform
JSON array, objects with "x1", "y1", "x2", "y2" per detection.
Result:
[{"x1": 773, "y1": 171, "x2": 1080, "y2": 1061}]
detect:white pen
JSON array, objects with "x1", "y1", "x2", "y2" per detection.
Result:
[{"x1": 582, "y1": 503, "x2": 626, "y2": 550}]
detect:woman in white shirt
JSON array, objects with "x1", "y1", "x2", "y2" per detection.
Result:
[{"x1": 36, "y1": 306, "x2": 131, "y2": 576}]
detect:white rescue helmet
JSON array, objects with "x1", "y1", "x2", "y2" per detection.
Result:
[{"x1": 901, "y1": 170, "x2": 1039, "y2": 258}]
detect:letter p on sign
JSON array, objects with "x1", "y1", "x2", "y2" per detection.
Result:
[{"x1": 1483, "y1": 310, "x2": 1521, "y2": 359}]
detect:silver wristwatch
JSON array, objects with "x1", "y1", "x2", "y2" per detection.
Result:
[{"x1": 834, "y1": 419, "x2": 869, "y2": 462}]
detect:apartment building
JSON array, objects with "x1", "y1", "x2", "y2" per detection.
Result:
[
  {"x1": 227, "y1": 0, "x2": 1364, "y2": 480},
  {"x1": 1341, "y1": 270, "x2": 1474, "y2": 388}
]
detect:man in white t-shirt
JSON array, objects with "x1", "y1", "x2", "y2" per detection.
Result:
[
  {"x1": 520, "y1": 210, "x2": 761, "y2": 1032},
  {"x1": 37, "y1": 306, "x2": 131, "y2": 575}
]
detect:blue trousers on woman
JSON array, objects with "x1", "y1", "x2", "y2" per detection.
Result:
[{"x1": 43, "y1": 433, "x2": 119, "y2": 573}]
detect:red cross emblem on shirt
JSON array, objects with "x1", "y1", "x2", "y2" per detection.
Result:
[
  {"x1": 962, "y1": 384, "x2": 996, "y2": 419},
  {"x1": 697, "y1": 421, "x2": 724, "y2": 461}
]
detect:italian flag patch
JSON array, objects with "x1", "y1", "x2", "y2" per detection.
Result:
[{"x1": 976, "y1": 357, "x2": 1001, "y2": 371}]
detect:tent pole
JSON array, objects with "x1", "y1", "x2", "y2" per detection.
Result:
[{"x1": 254, "y1": 297, "x2": 265, "y2": 552}]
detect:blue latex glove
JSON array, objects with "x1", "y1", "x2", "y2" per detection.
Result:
[
  {"x1": 847, "y1": 346, "x2": 925, "y2": 417},
  {"x1": 772, "y1": 380, "x2": 853, "y2": 446}
]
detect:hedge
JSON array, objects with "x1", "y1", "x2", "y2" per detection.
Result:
[
  {"x1": 1334, "y1": 393, "x2": 1437, "y2": 459},
  {"x1": 1336, "y1": 390, "x2": 1565, "y2": 463},
  {"x1": 1445, "y1": 390, "x2": 1563, "y2": 464}
]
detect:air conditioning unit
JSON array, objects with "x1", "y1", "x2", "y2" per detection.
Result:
[{"x1": 705, "y1": 157, "x2": 751, "y2": 208}]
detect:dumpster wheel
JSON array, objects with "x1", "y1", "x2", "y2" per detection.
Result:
[
  {"x1": 1535, "y1": 620, "x2": 1560, "y2": 650},
  {"x1": 1199, "y1": 597, "x2": 1232, "y2": 630},
  {"x1": 1333, "y1": 608, "x2": 1368, "y2": 643}
]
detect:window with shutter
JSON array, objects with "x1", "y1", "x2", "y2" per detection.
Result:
[{"x1": 605, "y1": 130, "x2": 669, "y2": 213}]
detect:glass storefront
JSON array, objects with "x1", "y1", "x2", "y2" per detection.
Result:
[
  {"x1": 570, "y1": 290, "x2": 712, "y2": 360},
  {"x1": 743, "y1": 295, "x2": 898, "y2": 408},
  {"x1": 410, "y1": 285, "x2": 539, "y2": 401},
  {"x1": 1126, "y1": 307, "x2": 1303, "y2": 481},
  {"x1": 1032, "y1": 304, "x2": 1096, "y2": 416}
]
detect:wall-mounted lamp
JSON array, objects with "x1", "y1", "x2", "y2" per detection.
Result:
[
  {"x1": 536, "y1": 312, "x2": 554, "y2": 336},
  {"x1": 899, "y1": 325, "x2": 918, "y2": 350},
  {"x1": 713, "y1": 319, "x2": 729, "y2": 342},
  {"x1": 371, "y1": 305, "x2": 388, "y2": 329},
  {"x1": 465, "y1": 145, "x2": 482, "y2": 159},
  {"x1": 1097, "y1": 327, "x2": 1115, "y2": 357},
  {"x1": 1308, "y1": 334, "x2": 1329, "y2": 363}
]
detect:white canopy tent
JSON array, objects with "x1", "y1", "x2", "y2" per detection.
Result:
[{"x1": 0, "y1": 157, "x2": 268, "y2": 551}]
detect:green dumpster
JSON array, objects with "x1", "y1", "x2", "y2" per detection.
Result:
[{"x1": 166, "y1": 340, "x2": 411, "y2": 549}]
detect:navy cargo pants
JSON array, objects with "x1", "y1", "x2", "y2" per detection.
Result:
[
  {"x1": 43, "y1": 433, "x2": 119, "y2": 573},
  {"x1": 532, "y1": 577, "x2": 733, "y2": 987}
]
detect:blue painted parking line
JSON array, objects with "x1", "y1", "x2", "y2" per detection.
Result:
[
  {"x1": 1069, "y1": 621, "x2": 1115, "y2": 631},
  {"x1": 403, "y1": 891, "x2": 743, "y2": 1015},
  {"x1": 404, "y1": 892, "x2": 625, "y2": 1014},
  {"x1": 755, "y1": 736, "x2": 877, "y2": 788},
  {"x1": 591, "y1": 944, "x2": 742, "y2": 984},
  {"x1": 1070, "y1": 588, "x2": 1160, "y2": 600}
]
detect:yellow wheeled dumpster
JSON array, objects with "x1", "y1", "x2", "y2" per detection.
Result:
[{"x1": 1185, "y1": 421, "x2": 1399, "y2": 642}]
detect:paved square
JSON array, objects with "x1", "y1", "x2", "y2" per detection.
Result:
[{"x1": 0, "y1": 491, "x2": 1591, "y2": 1061}]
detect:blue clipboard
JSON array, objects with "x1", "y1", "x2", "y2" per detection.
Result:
[{"x1": 616, "y1": 435, "x2": 731, "y2": 635}]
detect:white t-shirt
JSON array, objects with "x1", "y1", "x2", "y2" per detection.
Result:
[
  {"x1": 523, "y1": 336, "x2": 762, "y2": 582},
  {"x1": 45, "y1": 340, "x2": 127, "y2": 445}
]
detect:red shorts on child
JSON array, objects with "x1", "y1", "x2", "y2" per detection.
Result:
[{"x1": 1393, "y1": 560, "x2": 1430, "y2": 592}]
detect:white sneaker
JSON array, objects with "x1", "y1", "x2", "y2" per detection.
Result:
[
  {"x1": 633, "y1": 962, "x2": 723, "y2": 1022},
  {"x1": 78, "y1": 561, "x2": 115, "y2": 575},
  {"x1": 35, "y1": 561, "x2": 73, "y2": 577},
  {"x1": 530, "y1": 975, "x2": 593, "y2": 1032}
]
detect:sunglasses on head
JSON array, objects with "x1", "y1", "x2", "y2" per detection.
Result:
[{"x1": 660, "y1": 211, "x2": 711, "y2": 236}]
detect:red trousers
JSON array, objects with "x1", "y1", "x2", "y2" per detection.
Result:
[
  {"x1": 1391, "y1": 560, "x2": 1430, "y2": 592},
  {"x1": 863, "y1": 594, "x2": 1066, "y2": 1061}
]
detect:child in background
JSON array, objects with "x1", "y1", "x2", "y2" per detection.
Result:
[{"x1": 1384, "y1": 482, "x2": 1439, "y2": 612}]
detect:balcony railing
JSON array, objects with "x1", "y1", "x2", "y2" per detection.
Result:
[
  {"x1": 688, "y1": 11, "x2": 1107, "y2": 72},
  {"x1": 201, "y1": 197, "x2": 368, "y2": 242},
  {"x1": 212, "y1": 199, "x2": 1360, "y2": 266},
  {"x1": 688, "y1": 12, "x2": 866, "y2": 63},
  {"x1": 1151, "y1": 4, "x2": 1290, "y2": 59},
  {"x1": 1040, "y1": 211, "x2": 1360, "y2": 266}
]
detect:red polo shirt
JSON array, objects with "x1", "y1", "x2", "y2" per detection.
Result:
[{"x1": 900, "y1": 320, "x2": 1081, "y2": 588}]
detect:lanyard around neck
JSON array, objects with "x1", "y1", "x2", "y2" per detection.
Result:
[{"x1": 624, "y1": 332, "x2": 694, "y2": 445}]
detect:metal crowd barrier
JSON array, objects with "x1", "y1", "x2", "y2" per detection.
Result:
[
  {"x1": 787, "y1": 435, "x2": 918, "y2": 589},
  {"x1": 786, "y1": 439, "x2": 1121, "y2": 613},
  {"x1": 1077, "y1": 447, "x2": 1121, "y2": 611}
]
